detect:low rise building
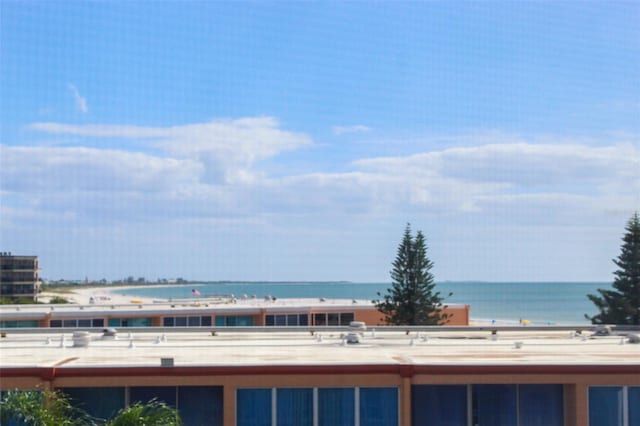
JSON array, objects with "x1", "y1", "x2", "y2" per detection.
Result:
[{"x1": 1, "y1": 325, "x2": 638, "y2": 426}]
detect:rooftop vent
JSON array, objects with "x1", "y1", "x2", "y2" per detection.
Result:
[
  {"x1": 102, "y1": 328, "x2": 117, "y2": 339},
  {"x1": 72, "y1": 331, "x2": 91, "y2": 348},
  {"x1": 594, "y1": 325, "x2": 612, "y2": 336},
  {"x1": 349, "y1": 321, "x2": 367, "y2": 332},
  {"x1": 627, "y1": 334, "x2": 640, "y2": 344},
  {"x1": 345, "y1": 332, "x2": 360, "y2": 344}
]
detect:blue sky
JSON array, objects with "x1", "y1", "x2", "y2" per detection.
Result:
[{"x1": 1, "y1": 2, "x2": 639, "y2": 282}]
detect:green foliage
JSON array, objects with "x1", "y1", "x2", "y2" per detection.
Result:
[
  {"x1": 587, "y1": 212, "x2": 640, "y2": 325},
  {"x1": 0, "y1": 391, "x2": 182, "y2": 426},
  {"x1": 48, "y1": 296, "x2": 70, "y2": 304},
  {"x1": 374, "y1": 223, "x2": 451, "y2": 325},
  {"x1": 0, "y1": 297, "x2": 39, "y2": 305},
  {"x1": 0, "y1": 389, "x2": 91, "y2": 426},
  {"x1": 106, "y1": 400, "x2": 181, "y2": 426}
]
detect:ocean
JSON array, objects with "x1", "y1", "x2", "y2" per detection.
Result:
[{"x1": 117, "y1": 281, "x2": 609, "y2": 325}]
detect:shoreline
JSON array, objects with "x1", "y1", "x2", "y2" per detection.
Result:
[{"x1": 41, "y1": 284, "x2": 537, "y2": 326}]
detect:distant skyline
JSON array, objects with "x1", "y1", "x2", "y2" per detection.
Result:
[{"x1": 1, "y1": 2, "x2": 639, "y2": 282}]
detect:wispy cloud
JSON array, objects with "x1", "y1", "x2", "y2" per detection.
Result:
[
  {"x1": 333, "y1": 125, "x2": 372, "y2": 135},
  {"x1": 68, "y1": 83, "x2": 88, "y2": 113}
]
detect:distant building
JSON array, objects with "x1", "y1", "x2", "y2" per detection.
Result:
[{"x1": 0, "y1": 253, "x2": 40, "y2": 301}]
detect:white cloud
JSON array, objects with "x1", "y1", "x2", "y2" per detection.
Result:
[
  {"x1": 68, "y1": 84, "x2": 88, "y2": 113},
  {"x1": 333, "y1": 125, "x2": 372, "y2": 135},
  {"x1": 30, "y1": 117, "x2": 312, "y2": 184}
]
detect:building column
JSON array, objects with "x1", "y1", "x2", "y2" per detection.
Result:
[
  {"x1": 224, "y1": 385, "x2": 236, "y2": 426},
  {"x1": 565, "y1": 383, "x2": 588, "y2": 426},
  {"x1": 401, "y1": 377, "x2": 411, "y2": 426}
]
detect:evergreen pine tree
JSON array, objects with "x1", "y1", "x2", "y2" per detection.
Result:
[
  {"x1": 586, "y1": 212, "x2": 640, "y2": 325},
  {"x1": 375, "y1": 224, "x2": 450, "y2": 325}
]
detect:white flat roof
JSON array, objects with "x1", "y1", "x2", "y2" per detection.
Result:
[{"x1": 1, "y1": 328, "x2": 638, "y2": 369}]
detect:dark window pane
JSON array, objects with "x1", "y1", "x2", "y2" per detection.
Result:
[
  {"x1": 287, "y1": 314, "x2": 299, "y2": 326},
  {"x1": 473, "y1": 385, "x2": 517, "y2": 426},
  {"x1": 360, "y1": 387, "x2": 398, "y2": 426},
  {"x1": 50, "y1": 320, "x2": 62, "y2": 327},
  {"x1": 519, "y1": 385, "x2": 563, "y2": 426},
  {"x1": 226, "y1": 316, "x2": 237, "y2": 326},
  {"x1": 275, "y1": 315, "x2": 286, "y2": 326},
  {"x1": 175, "y1": 317, "x2": 187, "y2": 327},
  {"x1": 178, "y1": 386, "x2": 223, "y2": 426},
  {"x1": 412, "y1": 385, "x2": 467, "y2": 426},
  {"x1": 629, "y1": 387, "x2": 640, "y2": 426},
  {"x1": 265, "y1": 315, "x2": 275, "y2": 326},
  {"x1": 63, "y1": 387, "x2": 125, "y2": 421},
  {"x1": 92, "y1": 318, "x2": 104, "y2": 327},
  {"x1": 163, "y1": 317, "x2": 175, "y2": 327},
  {"x1": 237, "y1": 389, "x2": 271, "y2": 426},
  {"x1": 299, "y1": 315, "x2": 308, "y2": 326},
  {"x1": 589, "y1": 387, "x2": 623, "y2": 426},
  {"x1": 327, "y1": 313, "x2": 339, "y2": 326},
  {"x1": 314, "y1": 313, "x2": 326, "y2": 326},
  {"x1": 318, "y1": 388, "x2": 354, "y2": 426},
  {"x1": 237, "y1": 316, "x2": 253, "y2": 326},
  {"x1": 130, "y1": 386, "x2": 176, "y2": 407},
  {"x1": 215, "y1": 316, "x2": 225, "y2": 326},
  {"x1": 277, "y1": 388, "x2": 313, "y2": 426},
  {"x1": 188, "y1": 316, "x2": 200, "y2": 326},
  {"x1": 77, "y1": 319, "x2": 91, "y2": 327},
  {"x1": 200, "y1": 316, "x2": 211, "y2": 326},
  {"x1": 340, "y1": 313, "x2": 354, "y2": 325},
  {"x1": 63, "y1": 319, "x2": 77, "y2": 327}
]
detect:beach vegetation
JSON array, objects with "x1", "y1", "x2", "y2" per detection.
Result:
[
  {"x1": 1, "y1": 389, "x2": 182, "y2": 426},
  {"x1": 48, "y1": 296, "x2": 70, "y2": 304},
  {"x1": 374, "y1": 223, "x2": 451, "y2": 325},
  {"x1": 587, "y1": 212, "x2": 640, "y2": 325}
]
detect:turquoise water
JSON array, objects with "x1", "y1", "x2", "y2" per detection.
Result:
[{"x1": 117, "y1": 281, "x2": 608, "y2": 325}]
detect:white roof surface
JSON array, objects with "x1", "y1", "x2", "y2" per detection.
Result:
[{"x1": 1, "y1": 328, "x2": 638, "y2": 369}]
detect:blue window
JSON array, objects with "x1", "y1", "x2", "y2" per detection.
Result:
[
  {"x1": 518, "y1": 385, "x2": 563, "y2": 426},
  {"x1": 178, "y1": 386, "x2": 223, "y2": 426},
  {"x1": 360, "y1": 387, "x2": 398, "y2": 426},
  {"x1": 277, "y1": 388, "x2": 313, "y2": 426},
  {"x1": 473, "y1": 385, "x2": 517, "y2": 426},
  {"x1": 130, "y1": 386, "x2": 176, "y2": 407},
  {"x1": 318, "y1": 388, "x2": 354, "y2": 426},
  {"x1": 62, "y1": 387, "x2": 125, "y2": 421},
  {"x1": 589, "y1": 386, "x2": 640, "y2": 426},
  {"x1": 237, "y1": 388, "x2": 272, "y2": 426},
  {"x1": 412, "y1": 385, "x2": 467, "y2": 426}
]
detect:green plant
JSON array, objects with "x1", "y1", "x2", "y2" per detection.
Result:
[
  {"x1": 106, "y1": 399, "x2": 182, "y2": 426},
  {"x1": 0, "y1": 389, "x2": 92, "y2": 426}
]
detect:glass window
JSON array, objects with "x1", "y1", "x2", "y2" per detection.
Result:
[
  {"x1": 589, "y1": 387, "x2": 623, "y2": 426},
  {"x1": 237, "y1": 316, "x2": 254, "y2": 326},
  {"x1": 163, "y1": 317, "x2": 175, "y2": 327},
  {"x1": 200, "y1": 316, "x2": 211, "y2": 326},
  {"x1": 188, "y1": 316, "x2": 200, "y2": 326},
  {"x1": 519, "y1": 385, "x2": 563, "y2": 426},
  {"x1": 629, "y1": 387, "x2": 640, "y2": 426},
  {"x1": 314, "y1": 313, "x2": 326, "y2": 326},
  {"x1": 299, "y1": 314, "x2": 308, "y2": 326},
  {"x1": 127, "y1": 318, "x2": 152, "y2": 327},
  {"x1": 340, "y1": 313, "x2": 355, "y2": 325},
  {"x1": 265, "y1": 315, "x2": 275, "y2": 326},
  {"x1": 77, "y1": 319, "x2": 91, "y2": 327},
  {"x1": 226, "y1": 316, "x2": 237, "y2": 326},
  {"x1": 108, "y1": 318, "x2": 121, "y2": 327},
  {"x1": 63, "y1": 319, "x2": 77, "y2": 327},
  {"x1": 287, "y1": 314, "x2": 299, "y2": 326},
  {"x1": 275, "y1": 315, "x2": 286, "y2": 326},
  {"x1": 178, "y1": 386, "x2": 223, "y2": 426},
  {"x1": 175, "y1": 317, "x2": 187, "y2": 327},
  {"x1": 327, "y1": 313, "x2": 339, "y2": 326},
  {"x1": 412, "y1": 385, "x2": 467, "y2": 426},
  {"x1": 318, "y1": 388, "x2": 354, "y2": 426},
  {"x1": 215, "y1": 316, "x2": 225, "y2": 326},
  {"x1": 91, "y1": 318, "x2": 104, "y2": 327},
  {"x1": 130, "y1": 386, "x2": 176, "y2": 407},
  {"x1": 237, "y1": 388, "x2": 272, "y2": 426},
  {"x1": 473, "y1": 385, "x2": 517, "y2": 426},
  {"x1": 360, "y1": 387, "x2": 398, "y2": 426},
  {"x1": 50, "y1": 320, "x2": 62, "y2": 327},
  {"x1": 277, "y1": 388, "x2": 313, "y2": 426},
  {"x1": 63, "y1": 387, "x2": 125, "y2": 421}
]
